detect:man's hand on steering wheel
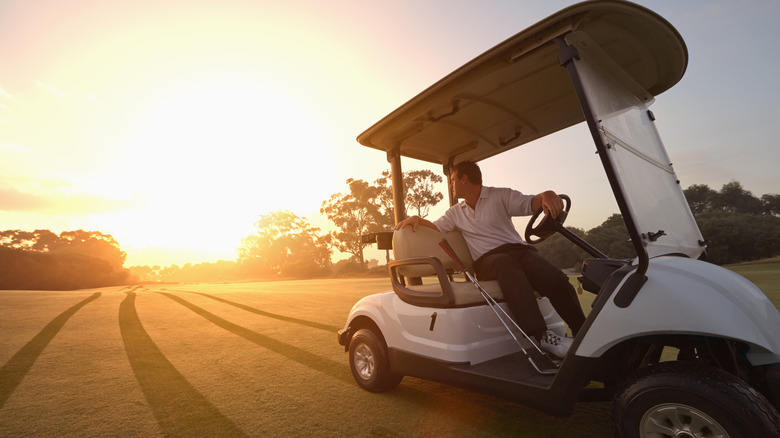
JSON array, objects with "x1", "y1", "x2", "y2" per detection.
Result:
[
  {"x1": 525, "y1": 194, "x2": 571, "y2": 244},
  {"x1": 539, "y1": 191, "x2": 564, "y2": 219}
]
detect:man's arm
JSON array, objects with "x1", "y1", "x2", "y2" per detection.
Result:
[
  {"x1": 532, "y1": 190, "x2": 564, "y2": 219},
  {"x1": 394, "y1": 215, "x2": 440, "y2": 232}
]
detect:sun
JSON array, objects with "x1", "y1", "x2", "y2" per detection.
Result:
[{"x1": 100, "y1": 77, "x2": 333, "y2": 261}]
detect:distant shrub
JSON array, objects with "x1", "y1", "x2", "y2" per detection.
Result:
[{"x1": 0, "y1": 247, "x2": 130, "y2": 290}]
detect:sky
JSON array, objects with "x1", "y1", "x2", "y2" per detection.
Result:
[{"x1": 1, "y1": 0, "x2": 779, "y2": 267}]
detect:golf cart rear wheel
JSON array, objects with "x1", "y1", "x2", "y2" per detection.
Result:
[
  {"x1": 348, "y1": 329, "x2": 402, "y2": 392},
  {"x1": 612, "y1": 362, "x2": 780, "y2": 438}
]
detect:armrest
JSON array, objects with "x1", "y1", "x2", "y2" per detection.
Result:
[{"x1": 388, "y1": 257, "x2": 455, "y2": 307}]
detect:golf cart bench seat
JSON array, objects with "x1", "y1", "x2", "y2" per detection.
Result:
[{"x1": 388, "y1": 226, "x2": 503, "y2": 307}]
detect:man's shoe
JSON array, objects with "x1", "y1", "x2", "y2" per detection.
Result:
[{"x1": 538, "y1": 330, "x2": 573, "y2": 358}]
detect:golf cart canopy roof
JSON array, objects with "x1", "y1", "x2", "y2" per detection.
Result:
[
  {"x1": 359, "y1": 0, "x2": 706, "y2": 267},
  {"x1": 357, "y1": 0, "x2": 687, "y2": 165}
]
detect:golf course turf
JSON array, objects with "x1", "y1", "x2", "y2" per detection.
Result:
[{"x1": 1, "y1": 263, "x2": 778, "y2": 437}]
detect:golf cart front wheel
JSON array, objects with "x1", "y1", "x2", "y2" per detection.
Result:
[
  {"x1": 612, "y1": 362, "x2": 780, "y2": 438},
  {"x1": 348, "y1": 329, "x2": 402, "y2": 392}
]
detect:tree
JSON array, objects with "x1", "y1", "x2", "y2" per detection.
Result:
[
  {"x1": 320, "y1": 179, "x2": 384, "y2": 265},
  {"x1": 584, "y1": 214, "x2": 634, "y2": 259},
  {"x1": 684, "y1": 184, "x2": 718, "y2": 215},
  {"x1": 535, "y1": 227, "x2": 589, "y2": 271},
  {"x1": 402, "y1": 170, "x2": 444, "y2": 218},
  {"x1": 714, "y1": 180, "x2": 763, "y2": 215},
  {"x1": 0, "y1": 229, "x2": 131, "y2": 290},
  {"x1": 53, "y1": 230, "x2": 126, "y2": 270},
  {"x1": 0, "y1": 244, "x2": 130, "y2": 290},
  {"x1": 375, "y1": 169, "x2": 445, "y2": 224},
  {"x1": 696, "y1": 210, "x2": 780, "y2": 264},
  {"x1": 129, "y1": 265, "x2": 160, "y2": 282},
  {"x1": 0, "y1": 229, "x2": 127, "y2": 270},
  {"x1": 374, "y1": 172, "x2": 397, "y2": 228},
  {"x1": 762, "y1": 193, "x2": 780, "y2": 216},
  {"x1": 238, "y1": 210, "x2": 331, "y2": 278},
  {"x1": 324, "y1": 171, "x2": 446, "y2": 265}
]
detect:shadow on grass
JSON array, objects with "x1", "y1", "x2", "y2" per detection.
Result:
[
  {"x1": 119, "y1": 292, "x2": 246, "y2": 437},
  {"x1": 0, "y1": 292, "x2": 101, "y2": 409},
  {"x1": 155, "y1": 292, "x2": 541, "y2": 425},
  {"x1": 165, "y1": 288, "x2": 340, "y2": 332},
  {"x1": 158, "y1": 291, "x2": 613, "y2": 436},
  {"x1": 158, "y1": 292, "x2": 354, "y2": 385}
]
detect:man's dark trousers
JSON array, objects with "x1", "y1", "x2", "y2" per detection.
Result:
[{"x1": 473, "y1": 243, "x2": 586, "y2": 339}]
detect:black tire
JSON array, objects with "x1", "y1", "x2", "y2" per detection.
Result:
[
  {"x1": 348, "y1": 329, "x2": 403, "y2": 392},
  {"x1": 612, "y1": 361, "x2": 780, "y2": 438}
]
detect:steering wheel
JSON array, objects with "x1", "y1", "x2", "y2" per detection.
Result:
[{"x1": 524, "y1": 194, "x2": 571, "y2": 244}]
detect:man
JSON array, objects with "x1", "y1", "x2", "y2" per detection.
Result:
[{"x1": 394, "y1": 161, "x2": 586, "y2": 358}]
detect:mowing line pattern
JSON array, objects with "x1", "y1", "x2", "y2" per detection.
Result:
[
  {"x1": 158, "y1": 292, "x2": 353, "y2": 384},
  {"x1": 119, "y1": 292, "x2": 246, "y2": 437},
  {"x1": 0, "y1": 292, "x2": 101, "y2": 409},
  {"x1": 164, "y1": 289, "x2": 340, "y2": 332}
]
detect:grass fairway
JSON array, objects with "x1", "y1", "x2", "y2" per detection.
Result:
[
  {"x1": 0, "y1": 261, "x2": 778, "y2": 437},
  {"x1": 0, "y1": 280, "x2": 612, "y2": 437},
  {"x1": 726, "y1": 257, "x2": 780, "y2": 308}
]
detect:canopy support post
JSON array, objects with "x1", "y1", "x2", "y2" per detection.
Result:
[{"x1": 388, "y1": 147, "x2": 406, "y2": 225}]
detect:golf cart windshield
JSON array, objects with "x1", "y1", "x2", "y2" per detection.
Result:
[
  {"x1": 358, "y1": 0, "x2": 705, "y2": 263},
  {"x1": 567, "y1": 31, "x2": 704, "y2": 259}
]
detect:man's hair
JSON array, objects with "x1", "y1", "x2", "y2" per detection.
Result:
[{"x1": 452, "y1": 161, "x2": 482, "y2": 185}]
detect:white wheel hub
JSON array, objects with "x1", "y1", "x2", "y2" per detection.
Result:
[
  {"x1": 641, "y1": 403, "x2": 730, "y2": 438},
  {"x1": 353, "y1": 343, "x2": 375, "y2": 380}
]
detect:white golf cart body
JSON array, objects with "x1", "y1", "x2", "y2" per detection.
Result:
[
  {"x1": 338, "y1": 0, "x2": 780, "y2": 431},
  {"x1": 349, "y1": 226, "x2": 569, "y2": 365}
]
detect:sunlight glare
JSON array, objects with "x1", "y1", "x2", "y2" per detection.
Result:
[{"x1": 103, "y1": 77, "x2": 332, "y2": 256}]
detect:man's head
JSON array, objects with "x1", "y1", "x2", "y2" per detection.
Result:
[
  {"x1": 450, "y1": 160, "x2": 482, "y2": 199},
  {"x1": 451, "y1": 161, "x2": 482, "y2": 185}
]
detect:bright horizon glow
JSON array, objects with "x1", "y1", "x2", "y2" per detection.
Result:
[
  {"x1": 1, "y1": 0, "x2": 779, "y2": 267},
  {"x1": 80, "y1": 77, "x2": 334, "y2": 265}
]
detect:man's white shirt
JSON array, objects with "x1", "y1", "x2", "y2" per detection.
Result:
[{"x1": 432, "y1": 186, "x2": 535, "y2": 260}]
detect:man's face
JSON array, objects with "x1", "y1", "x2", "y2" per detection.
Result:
[{"x1": 450, "y1": 171, "x2": 466, "y2": 199}]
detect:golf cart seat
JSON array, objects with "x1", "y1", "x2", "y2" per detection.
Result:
[{"x1": 389, "y1": 226, "x2": 504, "y2": 307}]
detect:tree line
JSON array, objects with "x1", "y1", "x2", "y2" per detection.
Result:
[
  {"x1": 128, "y1": 170, "x2": 444, "y2": 282},
  {"x1": 0, "y1": 230, "x2": 131, "y2": 290},
  {"x1": 535, "y1": 181, "x2": 780, "y2": 269},
  {"x1": 133, "y1": 178, "x2": 780, "y2": 283},
  {"x1": 4, "y1": 176, "x2": 779, "y2": 289}
]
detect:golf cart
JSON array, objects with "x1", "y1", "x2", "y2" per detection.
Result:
[{"x1": 337, "y1": 1, "x2": 780, "y2": 436}]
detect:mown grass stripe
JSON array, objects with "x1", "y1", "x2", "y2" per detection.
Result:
[
  {"x1": 119, "y1": 292, "x2": 246, "y2": 437},
  {"x1": 0, "y1": 292, "x2": 101, "y2": 409},
  {"x1": 167, "y1": 289, "x2": 340, "y2": 332},
  {"x1": 158, "y1": 292, "x2": 353, "y2": 385}
]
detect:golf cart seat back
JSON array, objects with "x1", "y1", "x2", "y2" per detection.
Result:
[{"x1": 388, "y1": 226, "x2": 504, "y2": 307}]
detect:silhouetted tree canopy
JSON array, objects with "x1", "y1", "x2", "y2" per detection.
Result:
[
  {"x1": 684, "y1": 184, "x2": 719, "y2": 215},
  {"x1": 0, "y1": 229, "x2": 130, "y2": 290},
  {"x1": 129, "y1": 260, "x2": 241, "y2": 283},
  {"x1": 530, "y1": 181, "x2": 780, "y2": 270},
  {"x1": 715, "y1": 181, "x2": 764, "y2": 215},
  {"x1": 375, "y1": 169, "x2": 444, "y2": 221},
  {"x1": 683, "y1": 182, "x2": 780, "y2": 264},
  {"x1": 694, "y1": 210, "x2": 780, "y2": 264},
  {"x1": 685, "y1": 180, "x2": 778, "y2": 217},
  {"x1": 582, "y1": 214, "x2": 634, "y2": 260},
  {"x1": 533, "y1": 214, "x2": 633, "y2": 271},
  {"x1": 93, "y1": 179, "x2": 780, "y2": 281},
  {"x1": 323, "y1": 170, "x2": 445, "y2": 265},
  {"x1": 237, "y1": 210, "x2": 331, "y2": 278},
  {"x1": 535, "y1": 227, "x2": 589, "y2": 271},
  {"x1": 762, "y1": 194, "x2": 780, "y2": 216},
  {"x1": 320, "y1": 179, "x2": 384, "y2": 265}
]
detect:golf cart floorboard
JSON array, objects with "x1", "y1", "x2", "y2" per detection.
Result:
[{"x1": 450, "y1": 352, "x2": 556, "y2": 388}]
